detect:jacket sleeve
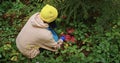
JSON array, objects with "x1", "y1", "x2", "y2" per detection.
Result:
[{"x1": 38, "y1": 33, "x2": 63, "y2": 51}]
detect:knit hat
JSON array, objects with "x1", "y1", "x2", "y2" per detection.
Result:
[{"x1": 40, "y1": 4, "x2": 58, "y2": 23}]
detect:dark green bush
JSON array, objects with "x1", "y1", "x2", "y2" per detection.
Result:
[{"x1": 0, "y1": 0, "x2": 120, "y2": 63}]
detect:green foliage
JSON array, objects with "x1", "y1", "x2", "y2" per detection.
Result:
[{"x1": 0, "y1": 0, "x2": 120, "y2": 63}]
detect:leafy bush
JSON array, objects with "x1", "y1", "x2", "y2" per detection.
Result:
[{"x1": 0, "y1": 0, "x2": 120, "y2": 63}]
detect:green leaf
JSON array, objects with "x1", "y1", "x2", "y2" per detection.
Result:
[
  {"x1": 86, "y1": 47, "x2": 90, "y2": 51},
  {"x1": 105, "y1": 32, "x2": 111, "y2": 36},
  {"x1": 0, "y1": 54, "x2": 2, "y2": 58},
  {"x1": 117, "y1": 21, "x2": 120, "y2": 26}
]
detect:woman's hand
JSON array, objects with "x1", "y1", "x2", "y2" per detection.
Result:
[
  {"x1": 54, "y1": 39, "x2": 63, "y2": 49},
  {"x1": 58, "y1": 39, "x2": 63, "y2": 45}
]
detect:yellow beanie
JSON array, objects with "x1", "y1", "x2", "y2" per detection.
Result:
[{"x1": 40, "y1": 4, "x2": 58, "y2": 23}]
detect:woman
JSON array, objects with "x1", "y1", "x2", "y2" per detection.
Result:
[{"x1": 16, "y1": 4, "x2": 65, "y2": 58}]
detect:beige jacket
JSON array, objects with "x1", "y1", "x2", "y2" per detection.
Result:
[{"x1": 16, "y1": 13, "x2": 62, "y2": 58}]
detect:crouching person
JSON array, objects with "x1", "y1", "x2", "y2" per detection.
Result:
[{"x1": 16, "y1": 4, "x2": 65, "y2": 58}]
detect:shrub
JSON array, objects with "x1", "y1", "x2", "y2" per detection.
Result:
[{"x1": 0, "y1": 0, "x2": 120, "y2": 63}]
